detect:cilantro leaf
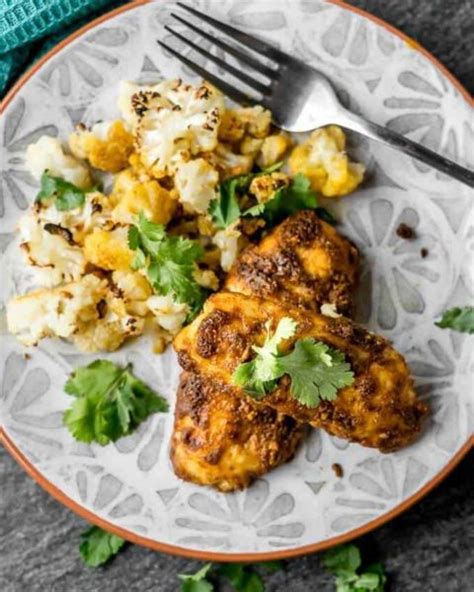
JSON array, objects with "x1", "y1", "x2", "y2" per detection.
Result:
[
  {"x1": 323, "y1": 545, "x2": 387, "y2": 592},
  {"x1": 129, "y1": 213, "x2": 206, "y2": 317},
  {"x1": 179, "y1": 563, "x2": 214, "y2": 592},
  {"x1": 209, "y1": 177, "x2": 242, "y2": 229},
  {"x1": 36, "y1": 171, "x2": 87, "y2": 211},
  {"x1": 63, "y1": 360, "x2": 168, "y2": 445},
  {"x1": 435, "y1": 306, "x2": 474, "y2": 334},
  {"x1": 276, "y1": 339, "x2": 354, "y2": 407},
  {"x1": 324, "y1": 544, "x2": 361, "y2": 576},
  {"x1": 232, "y1": 317, "x2": 297, "y2": 397},
  {"x1": 232, "y1": 319, "x2": 353, "y2": 408},
  {"x1": 79, "y1": 526, "x2": 125, "y2": 567},
  {"x1": 217, "y1": 564, "x2": 264, "y2": 592}
]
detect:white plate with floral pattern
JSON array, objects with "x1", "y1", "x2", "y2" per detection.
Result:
[{"x1": 0, "y1": 0, "x2": 472, "y2": 561}]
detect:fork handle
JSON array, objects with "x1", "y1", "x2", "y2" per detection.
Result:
[{"x1": 337, "y1": 110, "x2": 474, "y2": 188}]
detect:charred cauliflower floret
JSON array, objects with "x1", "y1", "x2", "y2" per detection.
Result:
[
  {"x1": 289, "y1": 126, "x2": 365, "y2": 197},
  {"x1": 249, "y1": 171, "x2": 290, "y2": 204},
  {"x1": 72, "y1": 294, "x2": 144, "y2": 352},
  {"x1": 111, "y1": 270, "x2": 152, "y2": 317},
  {"x1": 111, "y1": 169, "x2": 176, "y2": 225},
  {"x1": 83, "y1": 226, "x2": 133, "y2": 271},
  {"x1": 18, "y1": 212, "x2": 86, "y2": 287},
  {"x1": 134, "y1": 80, "x2": 225, "y2": 177},
  {"x1": 220, "y1": 106, "x2": 272, "y2": 141},
  {"x1": 6, "y1": 274, "x2": 107, "y2": 346},
  {"x1": 25, "y1": 136, "x2": 91, "y2": 188},
  {"x1": 174, "y1": 158, "x2": 219, "y2": 214},
  {"x1": 28, "y1": 190, "x2": 114, "y2": 246},
  {"x1": 236, "y1": 105, "x2": 272, "y2": 138},
  {"x1": 218, "y1": 110, "x2": 246, "y2": 143},
  {"x1": 69, "y1": 120, "x2": 134, "y2": 173}
]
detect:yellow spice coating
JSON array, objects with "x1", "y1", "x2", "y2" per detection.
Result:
[
  {"x1": 174, "y1": 291, "x2": 427, "y2": 453},
  {"x1": 83, "y1": 227, "x2": 133, "y2": 271},
  {"x1": 289, "y1": 126, "x2": 364, "y2": 197},
  {"x1": 69, "y1": 120, "x2": 134, "y2": 173}
]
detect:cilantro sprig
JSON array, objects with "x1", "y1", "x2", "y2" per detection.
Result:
[
  {"x1": 128, "y1": 213, "x2": 207, "y2": 317},
  {"x1": 35, "y1": 171, "x2": 88, "y2": 211},
  {"x1": 435, "y1": 306, "x2": 474, "y2": 334},
  {"x1": 178, "y1": 561, "x2": 284, "y2": 592},
  {"x1": 179, "y1": 563, "x2": 214, "y2": 592},
  {"x1": 63, "y1": 360, "x2": 168, "y2": 446},
  {"x1": 79, "y1": 526, "x2": 126, "y2": 567},
  {"x1": 233, "y1": 317, "x2": 354, "y2": 407},
  {"x1": 209, "y1": 167, "x2": 336, "y2": 229},
  {"x1": 323, "y1": 544, "x2": 387, "y2": 591},
  {"x1": 208, "y1": 163, "x2": 283, "y2": 229}
]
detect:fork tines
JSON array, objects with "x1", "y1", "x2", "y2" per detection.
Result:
[{"x1": 158, "y1": 2, "x2": 283, "y2": 105}]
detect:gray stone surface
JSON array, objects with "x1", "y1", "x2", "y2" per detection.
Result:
[{"x1": 1, "y1": 1, "x2": 473, "y2": 590}]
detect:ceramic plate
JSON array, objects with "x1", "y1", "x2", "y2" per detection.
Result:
[{"x1": 0, "y1": 0, "x2": 472, "y2": 561}]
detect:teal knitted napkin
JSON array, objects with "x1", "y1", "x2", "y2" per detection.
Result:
[{"x1": 0, "y1": 0, "x2": 126, "y2": 97}]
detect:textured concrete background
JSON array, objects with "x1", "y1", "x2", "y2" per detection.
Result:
[{"x1": 1, "y1": 1, "x2": 473, "y2": 590}]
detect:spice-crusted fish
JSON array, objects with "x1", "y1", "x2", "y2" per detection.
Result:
[
  {"x1": 174, "y1": 292, "x2": 427, "y2": 453},
  {"x1": 171, "y1": 371, "x2": 304, "y2": 492},
  {"x1": 225, "y1": 210, "x2": 359, "y2": 317}
]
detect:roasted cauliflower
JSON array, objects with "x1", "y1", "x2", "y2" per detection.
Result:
[
  {"x1": 26, "y1": 136, "x2": 91, "y2": 188},
  {"x1": 111, "y1": 169, "x2": 176, "y2": 225},
  {"x1": 83, "y1": 226, "x2": 133, "y2": 271},
  {"x1": 289, "y1": 126, "x2": 365, "y2": 197},
  {"x1": 174, "y1": 158, "x2": 219, "y2": 214},
  {"x1": 18, "y1": 211, "x2": 86, "y2": 285},
  {"x1": 7, "y1": 274, "x2": 108, "y2": 346},
  {"x1": 134, "y1": 80, "x2": 225, "y2": 177},
  {"x1": 69, "y1": 120, "x2": 134, "y2": 173}
]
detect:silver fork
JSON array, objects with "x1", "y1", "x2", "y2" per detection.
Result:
[{"x1": 159, "y1": 3, "x2": 474, "y2": 188}]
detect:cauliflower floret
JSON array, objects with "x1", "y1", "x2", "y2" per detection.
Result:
[
  {"x1": 218, "y1": 110, "x2": 246, "y2": 143},
  {"x1": 147, "y1": 294, "x2": 189, "y2": 335},
  {"x1": 72, "y1": 295, "x2": 144, "y2": 352},
  {"x1": 194, "y1": 268, "x2": 219, "y2": 291},
  {"x1": 83, "y1": 226, "x2": 133, "y2": 271},
  {"x1": 69, "y1": 120, "x2": 134, "y2": 173},
  {"x1": 6, "y1": 275, "x2": 107, "y2": 346},
  {"x1": 235, "y1": 105, "x2": 272, "y2": 138},
  {"x1": 31, "y1": 191, "x2": 114, "y2": 246},
  {"x1": 117, "y1": 80, "x2": 168, "y2": 128},
  {"x1": 289, "y1": 126, "x2": 365, "y2": 197},
  {"x1": 111, "y1": 270, "x2": 152, "y2": 316},
  {"x1": 257, "y1": 134, "x2": 292, "y2": 169},
  {"x1": 249, "y1": 172, "x2": 290, "y2": 204},
  {"x1": 174, "y1": 158, "x2": 219, "y2": 214},
  {"x1": 135, "y1": 80, "x2": 225, "y2": 177},
  {"x1": 111, "y1": 169, "x2": 176, "y2": 225},
  {"x1": 18, "y1": 212, "x2": 86, "y2": 286},
  {"x1": 240, "y1": 136, "x2": 264, "y2": 157},
  {"x1": 212, "y1": 222, "x2": 242, "y2": 271},
  {"x1": 25, "y1": 136, "x2": 91, "y2": 188},
  {"x1": 213, "y1": 143, "x2": 254, "y2": 179}
]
